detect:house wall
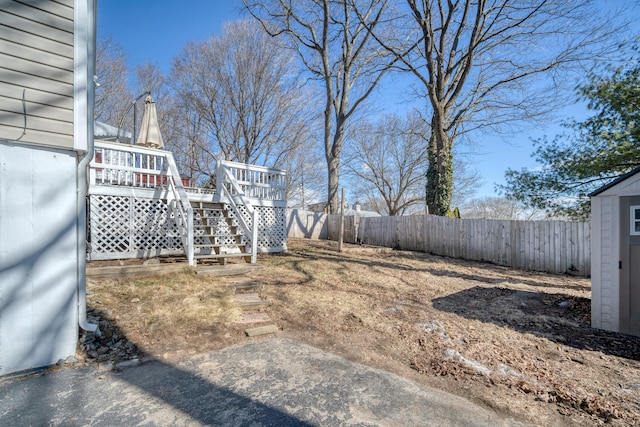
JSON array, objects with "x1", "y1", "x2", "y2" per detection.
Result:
[
  {"x1": 0, "y1": 0, "x2": 93, "y2": 375},
  {"x1": 0, "y1": 0, "x2": 75, "y2": 149},
  {"x1": 0, "y1": 142, "x2": 79, "y2": 374}
]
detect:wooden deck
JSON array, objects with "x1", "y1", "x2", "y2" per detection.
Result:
[{"x1": 87, "y1": 141, "x2": 287, "y2": 265}]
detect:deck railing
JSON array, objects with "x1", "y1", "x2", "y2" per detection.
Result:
[
  {"x1": 89, "y1": 141, "x2": 287, "y2": 264},
  {"x1": 165, "y1": 154, "x2": 194, "y2": 266},
  {"x1": 90, "y1": 141, "x2": 195, "y2": 264},
  {"x1": 216, "y1": 160, "x2": 287, "y2": 204}
]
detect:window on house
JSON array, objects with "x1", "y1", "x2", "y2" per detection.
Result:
[{"x1": 631, "y1": 206, "x2": 640, "y2": 235}]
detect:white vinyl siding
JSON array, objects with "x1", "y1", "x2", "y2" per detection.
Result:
[
  {"x1": 599, "y1": 196, "x2": 618, "y2": 331},
  {"x1": 0, "y1": 0, "x2": 74, "y2": 148}
]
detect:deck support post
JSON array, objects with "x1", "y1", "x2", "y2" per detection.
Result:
[{"x1": 251, "y1": 209, "x2": 258, "y2": 264}]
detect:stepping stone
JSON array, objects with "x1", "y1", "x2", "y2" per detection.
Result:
[
  {"x1": 226, "y1": 276, "x2": 255, "y2": 284},
  {"x1": 235, "y1": 293, "x2": 268, "y2": 307},
  {"x1": 240, "y1": 312, "x2": 271, "y2": 324},
  {"x1": 245, "y1": 324, "x2": 278, "y2": 337},
  {"x1": 227, "y1": 281, "x2": 262, "y2": 292},
  {"x1": 196, "y1": 264, "x2": 262, "y2": 277}
]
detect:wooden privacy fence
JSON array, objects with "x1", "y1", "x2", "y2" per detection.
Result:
[
  {"x1": 287, "y1": 209, "x2": 328, "y2": 240},
  {"x1": 326, "y1": 214, "x2": 591, "y2": 277},
  {"x1": 286, "y1": 210, "x2": 591, "y2": 276}
]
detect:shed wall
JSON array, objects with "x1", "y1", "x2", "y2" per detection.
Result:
[{"x1": 591, "y1": 195, "x2": 620, "y2": 332}]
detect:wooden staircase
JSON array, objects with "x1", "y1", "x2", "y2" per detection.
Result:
[{"x1": 190, "y1": 201, "x2": 252, "y2": 265}]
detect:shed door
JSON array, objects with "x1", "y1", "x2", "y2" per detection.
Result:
[
  {"x1": 630, "y1": 245, "x2": 640, "y2": 334},
  {"x1": 621, "y1": 197, "x2": 640, "y2": 335}
]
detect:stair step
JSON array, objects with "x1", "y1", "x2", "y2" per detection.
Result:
[
  {"x1": 191, "y1": 203, "x2": 224, "y2": 208},
  {"x1": 195, "y1": 212, "x2": 225, "y2": 218},
  {"x1": 194, "y1": 245, "x2": 246, "y2": 251},
  {"x1": 194, "y1": 252, "x2": 251, "y2": 259},
  {"x1": 194, "y1": 234, "x2": 243, "y2": 239},
  {"x1": 195, "y1": 226, "x2": 238, "y2": 232}
]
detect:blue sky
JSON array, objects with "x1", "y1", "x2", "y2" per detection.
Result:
[{"x1": 97, "y1": 0, "x2": 637, "y2": 201}]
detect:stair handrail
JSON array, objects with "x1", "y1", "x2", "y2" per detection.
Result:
[
  {"x1": 165, "y1": 153, "x2": 194, "y2": 266},
  {"x1": 217, "y1": 161, "x2": 258, "y2": 263}
]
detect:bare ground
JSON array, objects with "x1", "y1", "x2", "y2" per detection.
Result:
[{"x1": 85, "y1": 238, "x2": 640, "y2": 427}]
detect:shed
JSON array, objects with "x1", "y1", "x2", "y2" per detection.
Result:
[{"x1": 590, "y1": 166, "x2": 640, "y2": 336}]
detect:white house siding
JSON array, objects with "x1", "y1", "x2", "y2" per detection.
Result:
[
  {"x1": 0, "y1": 143, "x2": 79, "y2": 374},
  {"x1": 0, "y1": 0, "x2": 75, "y2": 149}
]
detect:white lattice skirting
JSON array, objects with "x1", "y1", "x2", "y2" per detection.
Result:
[{"x1": 87, "y1": 194, "x2": 286, "y2": 260}]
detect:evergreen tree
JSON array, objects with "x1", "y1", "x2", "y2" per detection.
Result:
[{"x1": 501, "y1": 52, "x2": 640, "y2": 220}]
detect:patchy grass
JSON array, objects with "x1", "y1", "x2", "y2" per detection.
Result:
[
  {"x1": 87, "y1": 239, "x2": 640, "y2": 427},
  {"x1": 87, "y1": 270, "x2": 242, "y2": 357}
]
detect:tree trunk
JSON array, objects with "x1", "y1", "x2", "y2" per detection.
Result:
[
  {"x1": 327, "y1": 155, "x2": 341, "y2": 214},
  {"x1": 326, "y1": 112, "x2": 345, "y2": 214},
  {"x1": 425, "y1": 124, "x2": 453, "y2": 216}
]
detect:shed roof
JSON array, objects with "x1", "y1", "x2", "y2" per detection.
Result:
[{"x1": 590, "y1": 166, "x2": 640, "y2": 197}]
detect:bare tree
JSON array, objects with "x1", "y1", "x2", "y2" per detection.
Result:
[
  {"x1": 344, "y1": 112, "x2": 429, "y2": 215},
  {"x1": 451, "y1": 156, "x2": 484, "y2": 209},
  {"x1": 363, "y1": 0, "x2": 629, "y2": 216},
  {"x1": 134, "y1": 62, "x2": 167, "y2": 102},
  {"x1": 283, "y1": 140, "x2": 326, "y2": 209},
  {"x1": 461, "y1": 196, "x2": 544, "y2": 220},
  {"x1": 169, "y1": 19, "x2": 312, "y2": 171},
  {"x1": 161, "y1": 94, "x2": 215, "y2": 185},
  {"x1": 94, "y1": 35, "x2": 132, "y2": 130},
  {"x1": 244, "y1": 0, "x2": 396, "y2": 213}
]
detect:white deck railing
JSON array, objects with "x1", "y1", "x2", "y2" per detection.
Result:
[
  {"x1": 89, "y1": 141, "x2": 195, "y2": 264},
  {"x1": 217, "y1": 160, "x2": 287, "y2": 203},
  {"x1": 88, "y1": 141, "x2": 287, "y2": 264}
]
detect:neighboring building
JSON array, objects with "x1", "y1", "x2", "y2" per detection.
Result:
[
  {"x1": 345, "y1": 201, "x2": 381, "y2": 218},
  {"x1": 307, "y1": 200, "x2": 381, "y2": 217},
  {"x1": 307, "y1": 201, "x2": 330, "y2": 214},
  {"x1": 0, "y1": 0, "x2": 97, "y2": 375},
  {"x1": 591, "y1": 166, "x2": 640, "y2": 336},
  {"x1": 94, "y1": 120, "x2": 132, "y2": 144}
]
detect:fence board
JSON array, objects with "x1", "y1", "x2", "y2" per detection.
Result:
[
  {"x1": 313, "y1": 213, "x2": 590, "y2": 277},
  {"x1": 286, "y1": 209, "x2": 328, "y2": 239}
]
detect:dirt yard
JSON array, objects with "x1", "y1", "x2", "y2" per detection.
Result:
[{"x1": 85, "y1": 238, "x2": 640, "y2": 426}]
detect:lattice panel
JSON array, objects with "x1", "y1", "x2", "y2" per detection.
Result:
[
  {"x1": 89, "y1": 195, "x2": 183, "y2": 257},
  {"x1": 88, "y1": 194, "x2": 287, "y2": 260},
  {"x1": 89, "y1": 195, "x2": 131, "y2": 253},
  {"x1": 223, "y1": 205, "x2": 286, "y2": 249},
  {"x1": 223, "y1": 204, "x2": 250, "y2": 247},
  {"x1": 256, "y1": 206, "x2": 286, "y2": 249},
  {"x1": 132, "y1": 199, "x2": 182, "y2": 251}
]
